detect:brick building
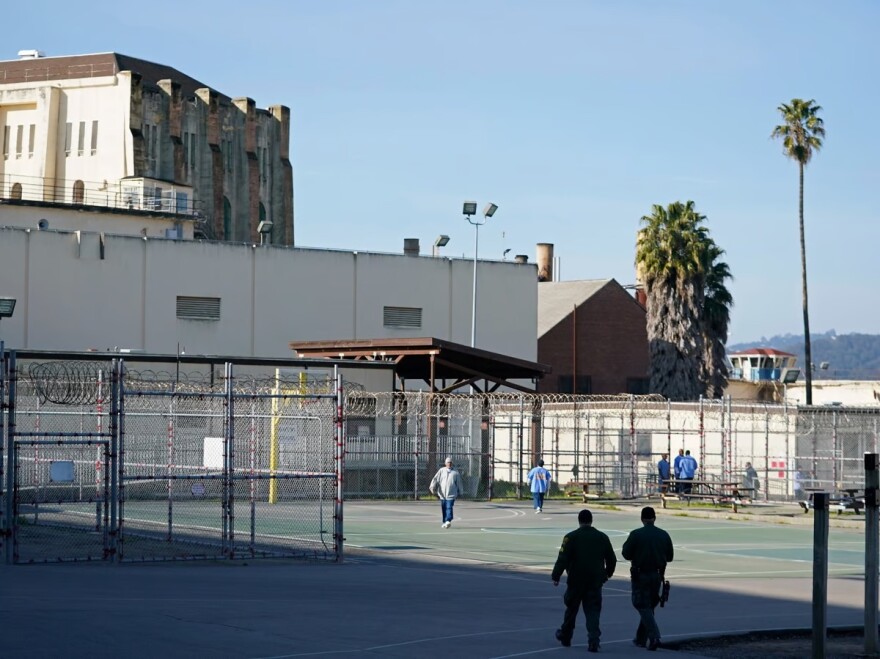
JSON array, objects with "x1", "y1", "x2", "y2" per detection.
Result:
[{"x1": 537, "y1": 279, "x2": 649, "y2": 395}]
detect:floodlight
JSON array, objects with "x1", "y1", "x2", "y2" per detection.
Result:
[
  {"x1": 483, "y1": 202, "x2": 498, "y2": 218},
  {"x1": 434, "y1": 235, "x2": 450, "y2": 247},
  {"x1": 257, "y1": 221, "x2": 274, "y2": 234},
  {"x1": 781, "y1": 368, "x2": 801, "y2": 384},
  {"x1": 0, "y1": 297, "x2": 16, "y2": 318},
  {"x1": 462, "y1": 201, "x2": 477, "y2": 216},
  {"x1": 819, "y1": 361, "x2": 830, "y2": 370}
]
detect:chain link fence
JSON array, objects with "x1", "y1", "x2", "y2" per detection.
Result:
[
  {"x1": 2, "y1": 355, "x2": 343, "y2": 564},
  {"x1": 343, "y1": 392, "x2": 880, "y2": 502}
]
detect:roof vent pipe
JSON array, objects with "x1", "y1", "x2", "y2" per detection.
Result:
[
  {"x1": 514, "y1": 254, "x2": 529, "y2": 264},
  {"x1": 536, "y1": 243, "x2": 553, "y2": 282},
  {"x1": 403, "y1": 238, "x2": 420, "y2": 256}
]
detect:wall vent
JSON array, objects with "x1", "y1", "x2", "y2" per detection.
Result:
[
  {"x1": 176, "y1": 296, "x2": 221, "y2": 321},
  {"x1": 383, "y1": 306, "x2": 422, "y2": 329}
]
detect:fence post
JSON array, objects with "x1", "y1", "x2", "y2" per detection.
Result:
[
  {"x1": 223, "y1": 362, "x2": 235, "y2": 557},
  {"x1": 335, "y1": 369, "x2": 345, "y2": 563},
  {"x1": 764, "y1": 408, "x2": 770, "y2": 502},
  {"x1": 865, "y1": 453, "x2": 879, "y2": 655},
  {"x1": 812, "y1": 491, "x2": 829, "y2": 659},
  {"x1": 516, "y1": 395, "x2": 524, "y2": 500},
  {"x1": 2, "y1": 348, "x2": 14, "y2": 565},
  {"x1": 109, "y1": 359, "x2": 121, "y2": 562}
]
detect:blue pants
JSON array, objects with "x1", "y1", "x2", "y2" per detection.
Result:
[
  {"x1": 532, "y1": 491, "x2": 545, "y2": 510},
  {"x1": 440, "y1": 498, "x2": 455, "y2": 523}
]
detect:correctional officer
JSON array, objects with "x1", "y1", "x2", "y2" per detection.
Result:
[
  {"x1": 551, "y1": 509, "x2": 617, "y2": 653},
  {"x1": 621, "y1": 506, "x2": 674, "y2": 651}
]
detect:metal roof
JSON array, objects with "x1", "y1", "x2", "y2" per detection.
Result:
[{"x1": 289, "y1": 337, "x2": 551, "y2": 394}]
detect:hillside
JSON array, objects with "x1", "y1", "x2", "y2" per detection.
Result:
[{"x1": 728, "y1": 331, "x2": 880, "y2": 380}]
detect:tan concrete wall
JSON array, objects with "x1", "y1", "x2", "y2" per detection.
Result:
[{"x1": 0, "y1": 227, "x2": 538, "y2": 365}]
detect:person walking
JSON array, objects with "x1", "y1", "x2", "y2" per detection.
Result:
[
  {"x1": 679, "y1": 450, "x2": 698, "y2": 494},
  {"x1": 429, "y1": 457, "x2": 464, "y2": 529},
  {"x1": 672, "y1": 449, "x2": 685, "y2": 493},
  {"x1": 527, "y1": 459, "x2": 553, "y2": 513},
  {"x1": 622, "y1": 506, "x2": 674, "y2": 651},
  {"x1": 657, "y1": 454, "x2": 670, "y2": 494},
  {"x1": 551, "y1": 509, "x2": 617, "y2": 653},
  {"x1": 743, "y1": 462, "x2": 760, "y2": 498}
]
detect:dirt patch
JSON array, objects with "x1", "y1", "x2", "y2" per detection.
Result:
[{"x1": 668, "y1": 628, "x2": 875, "y2": 658}]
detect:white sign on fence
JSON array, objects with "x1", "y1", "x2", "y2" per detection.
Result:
[{"x1": 203, "y1": 437, "x2": 224, "y2": 469}]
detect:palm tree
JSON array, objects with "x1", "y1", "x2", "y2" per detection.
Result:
[
  {"x1": 772, "y1": 99, "x2": 825, "y2": 405},
  {"x1": 701, "y1": 243, "x2": 733, "y2": 399},
  {"x1": 636, "y1": 201, "x2": 711, "y2": 401}
]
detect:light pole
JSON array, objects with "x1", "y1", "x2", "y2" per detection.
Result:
[{"x1": 463, "y1": 201, "x2": 497, "y2": 347}]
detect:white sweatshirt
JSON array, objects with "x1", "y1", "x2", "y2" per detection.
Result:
[{"x1": 429, "y1": 467, "x2": 464, "y2": 500}]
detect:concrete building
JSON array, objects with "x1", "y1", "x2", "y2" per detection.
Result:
[
  {"x1": 0, "y1": 227, "x2": 538, "y2": 370},
  {"x1": 0, "y1": 50, "x2": 292, "y2": 244},
  {"x1": 537, "y1": 278, "x2": 649, "y2": 395}
]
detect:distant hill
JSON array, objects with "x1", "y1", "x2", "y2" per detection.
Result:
[{"x1": 728, "y1": 330, "x2": 880, "y2": 380}]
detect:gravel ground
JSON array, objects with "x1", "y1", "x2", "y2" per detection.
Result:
[{"x1": 669, "y1": 628, "x2": 874, "y2": 658}]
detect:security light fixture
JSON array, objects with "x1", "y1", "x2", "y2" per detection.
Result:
[
  {"x1": 819, "y1": 361, "x2": 830, "y2": 370},
  {"x1": 462, "y1": 201, "x2": 477, "y2": 216},
  {"x1": 483, "y1": 202, "x2": 498, "y2": 218},
  {"x1": 257, "y1": 221, "x2": 273, "y2": 234},
  {"x1": 781, "y1": 368, "x2": 801, "y2": 384},
  {"x1": 432, "y1": 234, "x2": 451, "y2": 257},
  {"x1": 0, "y1": 297, "x2": 16, "y2": 318}
]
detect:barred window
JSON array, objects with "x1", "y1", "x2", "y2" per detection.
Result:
[
  {"x1": 383, "y1": 306, "x2": 422, "y2": 329},
  {"x1": 176, "y1": 296, "x2": 221, "y2": 321}
]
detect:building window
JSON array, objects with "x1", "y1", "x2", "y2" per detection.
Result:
[
  {"x1": 183, "y1": 132, "x2": 189, "y2": 169},
  {"x1": 190, "y1": 133, "x2": 196, "y2": 171},
  {"x1": 28, "y1": 124, "x2": 35, "y2": 158},
  {"x1": 90, "y1": 120, "x2": 98, "y2": 155},
  {"x1": 11, "y1": 182, "x2": 22, "y2": 200},
  {"x1": 2, "y1": 125, "x2": 8, "y2": 159},
  {"x1": 176, "y1": 296, "x2": 221, "y2": 321},
  {"x1": 72, "y1": 180, "x2": 85, "y2": 204},
  {"x1": 15, "y1": 125, "x2": 23, "y2": 158},
  {"x1": 383, "y1": 306, "x2": 422, "y2": 329},
  {"x1": 558, "y1": 375, "x2": 592, "y2": 395},
  {"x1": 64, "y1": 122, "x2": 72, "y2": 156},
  {"x1": 77, "y1": 121, "x2": 85, "y2": 156},
  {"x1": 223, "y1": 196, "x2": 232, "y2": 240},
  {"x1": 626, "y1": 377, "x2": 650, "y2": 395}
]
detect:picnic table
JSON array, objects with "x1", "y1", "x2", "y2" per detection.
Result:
[
  {"x1": 798, "y1": 487, "x2": 865, "y2": 514},
  {"x1": 660, "y1": 479, "x2": 755, "y2": 513}
]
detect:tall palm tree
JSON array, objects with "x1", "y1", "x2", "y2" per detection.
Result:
[
  {"x1": 772, "y1": 99, "x2": 825, "y2": 405},
  {"x1": 701, "y1": 242, "x2": 733, "y2": 399},
  {"x1": 636, "y1": 201, "x2": 711, "y2": 401}
]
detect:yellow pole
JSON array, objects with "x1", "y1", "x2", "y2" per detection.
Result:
[{"x1": 269, "y1": 375, "x2": 280, "y2": 504}]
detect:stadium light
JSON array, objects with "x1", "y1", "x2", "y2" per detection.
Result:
[{"x1": 463, "y1": 202, "x2": 499, "y2": 347}]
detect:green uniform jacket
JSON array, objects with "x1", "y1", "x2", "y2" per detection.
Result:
[
  {"x1": 551, "y1": 525, "x2": 617, "y2": 588},
  {"x1": 621, "y1": 524, "x2": 674, "y2": 570}
]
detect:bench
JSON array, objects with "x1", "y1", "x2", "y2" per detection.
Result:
[{"x1": 564, "y1": 481, "x2": 605, "y2": 502}]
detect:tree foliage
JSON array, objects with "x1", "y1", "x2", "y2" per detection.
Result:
[{"x1": 636, "y1": 201, "x2": 733, "y2": 400}]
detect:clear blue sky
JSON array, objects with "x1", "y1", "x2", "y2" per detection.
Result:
[{"x1": 8, "y1": 0, "x2": 878, "y2": 344}]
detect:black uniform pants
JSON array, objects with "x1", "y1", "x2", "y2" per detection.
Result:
[
  {"x1": 559, "y1": 583, "x2": 603, "y2": 643},
  {"x1": 631, "y1": 571, "x2": 662, "y2": 644}
]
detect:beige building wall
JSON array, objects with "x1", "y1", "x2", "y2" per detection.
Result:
[
  {"x1": 0, "y1": 54, "x2": 292, "y2": 244},
  {"x1": 0, "y1": 227, "x2": 538, "y2": 364},
  {"x1": 0, "y1": 203, "x2": 194, "y2": 239}
]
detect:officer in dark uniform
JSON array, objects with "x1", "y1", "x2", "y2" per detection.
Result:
[
  {"x1": 551, "y1": 509, "x2": 617, "y2": 653},
  {"x1": 621, "y1": 506, "x2": 674, "y2": 651}
]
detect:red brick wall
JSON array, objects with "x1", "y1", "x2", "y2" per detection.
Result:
[{"x1": 538, "y1": 282, "x2": 649, "y2": 394}]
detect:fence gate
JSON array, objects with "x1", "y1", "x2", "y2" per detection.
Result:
[
  {"x1": 2, "y1": 354, "x2": 343, "y2": 564},
  {"x1": 3, "y1": 355, "x2": 117, "y2": 564}
]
